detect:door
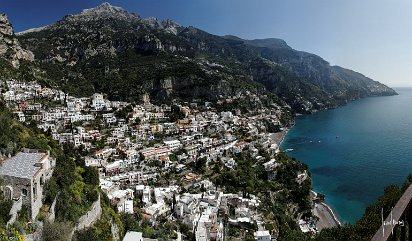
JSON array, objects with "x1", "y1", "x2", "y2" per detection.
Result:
[{"x1": 3, "y1": 186, "x2": 13, "y2": 200}]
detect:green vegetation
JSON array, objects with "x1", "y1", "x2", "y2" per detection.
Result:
[
  {"x1": 51, "y1": 145, "x2": 100, "y2": 223},
  {"x1": 262, "y1": 118, "x2": 281, "y2": 133},
  {"x1": 0, "y1": 103, "x2": 120, "y2": 238},
  {"x1": 0, "y1": 102, "x2": 60, "y2": 157},
  {"x1": 42, "y1": 221, "x2": 72, "y2": 241},
  {"x1": 13, "y1": 204, "x2": 39, "y2": 234},
  {"x1": 314, "y1": 175, "x2": 412, "y2": 241},
  {"x1": 0, "y1": 200, "x2": 11, "y2": 226},
  {"x1": 118, "y1": 212, "x2": 178, "y2": 240},
  {"x1": 169, "y1": 105, "x2": 186, "y2": 122},
  {"x1": 0, "y1": 178, "x2": 12, "y2": 226},
  {"x1": 0, "y1": 227, "x2": 24, "y2": 241}
]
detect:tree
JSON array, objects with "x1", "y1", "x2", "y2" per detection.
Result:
[
  {"x1": 0, "y1": 200, "x2": 12, "y2": 225},
  {"x1": 43, "y1": 177, "x2": 58, "y2": 204},
  {"x1": 120, "y1": 213, "x2": 141, "y2": 233},
  {"x1": 132, "y1": 117, "x2": 141, "y2": 125},
  {"x1": 139, "y1": 152, "x2": 145, "y2": 161},
  {"x1": 42, "y1": 221, "x2": 73, "y2": 241},
  {"x1": 83, "y1": 166, "x2": 99, "y2": 186},
  {"x1": 54, "y1": 155, "x2": 76, "y2": 187},
  {"x1": 169, "y1": 105, "x2": 185, "y2": 122},
  {"x1": 194, "y1": 157, "x2": 207, "y2": 174},
  {"x1": 169, "y1": 153, "x2": 177, "y2": 162}
]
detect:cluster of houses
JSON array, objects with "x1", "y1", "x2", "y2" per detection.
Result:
[
  {"x1": 0, "y1": 79, "x2": 291, "y2": 240},
  {"x1": 101, "y1": 178, "x2": 268, "y2": 241}
]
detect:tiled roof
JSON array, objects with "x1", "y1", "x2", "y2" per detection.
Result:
[{"x1": 0, "y1": 152, "x2": 45, "y2": 179}]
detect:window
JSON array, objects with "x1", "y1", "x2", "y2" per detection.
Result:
[
  {"x1": 33, "y1": 185, "x2": 37, "y2": 196},
  {"x1": 21, "y1": 188, "x2": 28, "y2": 196}
]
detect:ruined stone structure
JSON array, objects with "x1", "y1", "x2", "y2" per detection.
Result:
[{"x1": 0, "y1": 149, "x2": 55, "y2": 220}]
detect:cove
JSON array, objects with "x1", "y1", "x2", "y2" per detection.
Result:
[{"x1": 281, "y1": 88, "x2": 412, "y2": 224}]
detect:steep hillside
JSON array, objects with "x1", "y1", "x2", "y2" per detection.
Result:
[
  {"x1": 241, "y1": 38, "x2": 396, "y2": 100},
  {"x1": 4, "y1": 2, "x2": 396, "y2": 112}
]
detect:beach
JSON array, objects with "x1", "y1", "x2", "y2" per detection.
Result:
[
  {"x1": 313, "y1": 201, "x2": 341, "y2": 231},
  {"x1": 270, "y1": 128, "x2": 289, "y2": 146}
]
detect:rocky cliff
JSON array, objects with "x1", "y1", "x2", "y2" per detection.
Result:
[{"x1": 0, "y1": 14, "x2": 34, "y2": 68}]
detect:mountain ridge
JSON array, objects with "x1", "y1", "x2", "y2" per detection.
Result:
[{"x1": 2, "y1": 2, "x2": 397, "y2": 113}]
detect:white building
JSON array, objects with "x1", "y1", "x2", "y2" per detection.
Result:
[
  {"x1": 142, "y1": 186, "x2": 151, "y2": 204},
  {"x1": 91, "y1": 93, "x2": 105, "y2": 110},
  {"x1": 14, "y1": 111, "x2": 25, "y2": 122},
  {"x1": 123, "y1": 231, "x2": 143, "y2": 241},
  {"x1": 163, "y1": 140, "x2": 182, "y2": 151},
  {"x1": 107, "y1": 189, "x2": 134, "y2": 214},
  {"x1": 254, "y1": 230, "x2": 271, "y2": 241}
]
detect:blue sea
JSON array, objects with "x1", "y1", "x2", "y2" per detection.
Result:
[{"x1": 280, "y1": 88, "x2": 412, "y2": 224}]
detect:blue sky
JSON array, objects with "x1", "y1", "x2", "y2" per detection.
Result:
[{"x1": 2, "y1": 0, "x2": 412, "y2": 87}]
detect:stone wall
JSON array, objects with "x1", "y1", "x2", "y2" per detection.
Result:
[
  {"x1": 1, "y1": 175, "x2": 34, "y2": 218},
  {"x1": 75, "y1": 194, "x2": 102, "y2": 231},
  {"x1": 23, "y1": 222, "x2": 43, "y2": 241},
  {"x1": 1, "y1": 171, "x2": 49, "y2": 220},
  {"x1": 7, "y1": 195, "x2": 22, "y2": 226},
  {"x1": 48, "y1": 195, "x2": 58, "y2": 223},
  {"x1": 31, "y1": 172, "x2": 44, "y2": 222},
  {"x1": 111, "y1": 218, "x2": 121, "y2": 241}
]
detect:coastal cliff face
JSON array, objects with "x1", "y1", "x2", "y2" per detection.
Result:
[
  {"x1": 242, "y1": 37, "x2": 397, "y2": 100},
  {"x1": 1, "y1": 3, "x2": 397, "y2": 112},
  {"x1": 0, "y1": 14, "x2": 34, "y2": 68}
]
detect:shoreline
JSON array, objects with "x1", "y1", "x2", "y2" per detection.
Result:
[
  {"x1": 311, "y1": 191, "x2": 341, "y2": 231},
  {"x1": 277, "y1": 124, "x2": 342, "y2": 230},
  {"x1": 279, "y1": 121, "x2": 295, "y2": 147},
  {"x1": 278, "y1": 128, "x2": 289, "y2": 147},
  {"x1": 318, "y1": 201, "x2": 342, "y2": 226},
  {"x1": 271, "y1": 126, "x2": 291, "y2": 147}
]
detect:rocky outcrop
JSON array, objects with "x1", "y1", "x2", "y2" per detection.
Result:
[
  {"x1": 48, "y1": 195, "x2": 58, "y2": 223},
  {"x1": 64, "y1": 2, "x2": 139, "y2": 22},
  {"x1": 7, "y1": 195, "x2": 22, "y2": 226},
  {"x1": 110, "y1": 218, "x2": 121, "y2": 241},
  {"x1": 23, "y1": 223, "x2": 43, "y2": 241},
  {"x1": 0, "y1": 14, "x2": 34, "y2": 68}
]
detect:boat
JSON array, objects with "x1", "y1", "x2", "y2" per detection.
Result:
[{"x1": 285, "y1": 148, "x2": 294, "y2": 152}]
